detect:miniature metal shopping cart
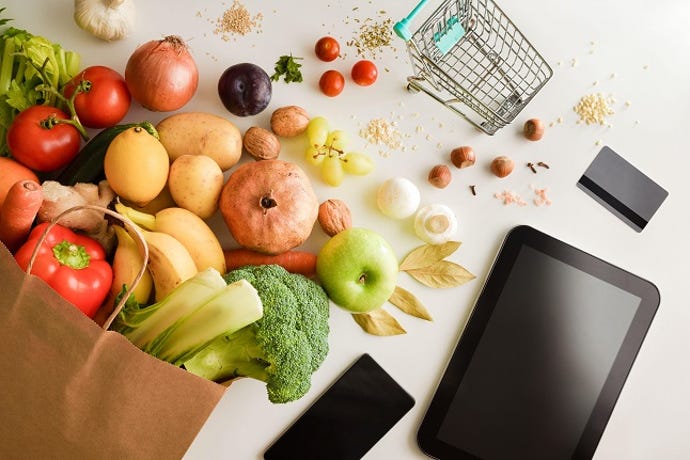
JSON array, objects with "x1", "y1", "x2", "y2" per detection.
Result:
[{"x1": 395, "y1": 0, "x2": 553, "y2": 135}]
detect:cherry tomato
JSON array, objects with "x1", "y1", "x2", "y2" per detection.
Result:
[
  {"x1": 63, "y1": 65, "x2": 131, "y2": 129},
  {"x1": 319, "y1": 70, "x2": 345, "y2": 97},
  {"x1": 314, "y1": 36, "x2": 340, "y2": 62},
  {"x1": 351, "y1": 60, "x2": 378, "y2": 86},
  {"x1": 6, "y1": 105, "x2": 81, "y2": 172}
]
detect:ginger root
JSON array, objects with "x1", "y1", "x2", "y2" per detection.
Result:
[{"x1": 38, "y1": 180, "x2": 115, "y2": 232}]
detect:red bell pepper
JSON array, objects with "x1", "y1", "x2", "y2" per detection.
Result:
[{"x1": 14, "y1": 222, "x2": 113, "y2": 318}]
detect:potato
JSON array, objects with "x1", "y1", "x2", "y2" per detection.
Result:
[
  {"x1": 156, "y1": 112, "x2": 242, "y2": 171},
  {"x1": 168, "y1": 154, "x2": 224, "y2": 219}
]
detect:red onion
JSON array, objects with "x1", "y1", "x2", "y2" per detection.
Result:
[{"x1": 125, "y1": 35, "x2": 199, "y2": 111}]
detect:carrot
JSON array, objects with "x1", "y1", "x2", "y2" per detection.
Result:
[
  {"x1": 0, "y1": 179, "x2": 44, "y2": 252},
  {"x1": 224, "y1": 248, "x2": 317, "y2": 278},
  {"x1": 0, "y1": 157, "x2": 39, "y2": 208}
]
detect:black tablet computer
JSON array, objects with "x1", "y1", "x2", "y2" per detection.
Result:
[{"x1": 418, "y1": 225, "x2": 659, "y2": 460}]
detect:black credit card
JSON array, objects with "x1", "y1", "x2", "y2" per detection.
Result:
[{"x1": 577, "y1": 146, "x2": 668, "y2": 232}]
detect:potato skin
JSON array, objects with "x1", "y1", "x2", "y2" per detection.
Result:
[
  {"x1": 168, "y1": 154, "x2": 224, "y2": 219},
  {"x1": 155, "y1": 112, "x2": 242, "y2": 171}
]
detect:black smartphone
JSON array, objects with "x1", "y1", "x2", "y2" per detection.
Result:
[{"x1": 264, "y1": 353, "x2": 415, "y2": 460}]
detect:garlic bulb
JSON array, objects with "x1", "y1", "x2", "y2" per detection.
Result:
[
  {"x1": 74, "y1": 0, "x2": 135, "y2": 42},
  {"x1": 414, "y1": 204, "x2": 458, "y2": 245},
  {"x1": 376, "y1": 177, "x2": 420, "y2": 219}
]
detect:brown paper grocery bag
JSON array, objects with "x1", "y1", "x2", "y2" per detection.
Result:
[{"x1": 0, "y1": 243, "x2": 225, "y2": 459}]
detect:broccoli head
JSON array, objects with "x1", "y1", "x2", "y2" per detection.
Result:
[{"x1": 183, "y1": 264, "x2": 330, "y2": 404}]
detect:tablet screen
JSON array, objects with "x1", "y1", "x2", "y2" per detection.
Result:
[{"x1": 418, "y1": 226, "x2": 659, "y2": 460}]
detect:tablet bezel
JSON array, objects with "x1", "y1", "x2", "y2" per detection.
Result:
[{"x1": 417, "y1": 225, "x2": 660, "y2": 460}]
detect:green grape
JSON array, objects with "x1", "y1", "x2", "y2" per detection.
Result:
[
  {"x1": 325, "y1": 129, "x2": 348, "y2": 153},
  {"x1": 305, "y1": 145, "x2": 324, "y2": 166},
  {"x1": 321, "y1": 155, "x2": 344, "y2": 186},
  {"x1": 342, "y1": 152, "x2": 375, "y2": 175},
  {"x1": 306, "y1": 116, "x2": 330, "y2": 147}
]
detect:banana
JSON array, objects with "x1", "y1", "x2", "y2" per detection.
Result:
[
  {"x1": 111, "y1": 225, "x2": 153, "y2": 304},
  {"x1": 153, "y1": 207, "x2": 226, "y2": 273},
  {"x1": 116, "y1": 203, "x2": 225, "y2": 274},
  {"x1": 135, "y1": 229, "x2": 198, "y2": 302}
]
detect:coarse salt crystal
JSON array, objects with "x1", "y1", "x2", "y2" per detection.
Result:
[{"x1": 494, "y1": 190, "x2": 527, "y2": 207}]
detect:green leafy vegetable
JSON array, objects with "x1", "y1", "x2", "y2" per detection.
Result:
[
  {"x1": 184, "y1": 264, "x2": 330, "y2": 404},
  {"x1": 111, "y1": 268, "x2": 264, "y2": 366},
  {"x1": 0, "y1": 20, "x2": 81, "y2": 155},
  {"x1": 270, "y1": 54, "x2": 303, "y2": 83}
]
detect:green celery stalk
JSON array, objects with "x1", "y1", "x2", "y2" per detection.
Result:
[{"x1": 0, "y1": 36, "x2": 15, "y2": 95}]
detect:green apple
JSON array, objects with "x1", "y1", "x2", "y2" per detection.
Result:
[{"x1": 316, "y1": 227, "x2": 398, "y2": 313}]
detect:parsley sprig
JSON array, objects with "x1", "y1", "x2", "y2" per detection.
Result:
[{"x1": 271, "y1": 54, "x2": 303, "y2": 83}]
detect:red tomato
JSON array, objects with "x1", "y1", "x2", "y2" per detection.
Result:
[
  {"x1": 6, "y1": 105, "x2": 81, "y2": 172},
  {"x1": 351, "y1": 60, "x2": 378, "y2": 86},
  {"x1": 319, "y1": 70, "x2": 345, "y2": 97},
  {"x1": 314, "y1": 36, "x2": 340, "y2": 62},
  {"x1": 63, "y1": 65, "x2": 131, "y2": 129}
]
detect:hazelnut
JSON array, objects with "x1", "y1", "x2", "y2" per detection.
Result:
[
  {"x1": 270, "y1": 106, "x2": 310, "y2": 137},
  {"x1": 450, "y1": 146, "x2": 476, "y2": 168},
  {"x1": 243, "y1": 126, "x2": 281, "y2": 160},
  {"x1": 490, "y1": 155, "x2": 515, "y2": 178},
  {"x1": 318, "y1": 199, "x2": 352, "y2": 236},
  {"x1": 523, "y1": 118, "x2": 545, "y2": 141},
  {"x1": 428, "y1": 164, "x2": 452, "y2": 188}
]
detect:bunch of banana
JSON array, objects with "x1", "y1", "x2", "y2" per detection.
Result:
[
  {"x1": 111, "y1": 226, "x2": 154, "y2": 304},
  {"x1": 112, "y1": 203, "x2": 226, "y2": 302}
]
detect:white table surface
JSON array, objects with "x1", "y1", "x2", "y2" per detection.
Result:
[{"x1": 9, "y1": 1, "x2": 690, "y2": 458}]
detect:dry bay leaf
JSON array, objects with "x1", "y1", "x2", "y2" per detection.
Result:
[
  {"x1": 399, "y1": 241, "x2": 461, "y2": 271},
  {"x1": 389, "y1": 285, "x2": 432, "y2": 321},
  {"x1": 352, "y1": 308, "x2": 406, "y2": 336},
  {"x1": 405, "y1": 259, "x2": 476, "y2": 288}
]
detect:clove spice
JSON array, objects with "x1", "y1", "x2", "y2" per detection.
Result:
[
  {"x1": 469, "y1": 185, "x2": 477, "y2": 196},
  {"x1": 537, "y1": 161, "x2": 550, "y2": 169},
  {"x1": 527, "y1": 162, "x2": 537, "y2": 174}
]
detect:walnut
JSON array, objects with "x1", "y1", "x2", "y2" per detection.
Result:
[
  {"x1": 318, "y1": 199, "x2": 352, "y2": 236},
  {"x1": 270, "y1": 106, "x2": 310, "y2": 137},
  {"x1": 243, "y1": 126, "x2": 281, "y2": 160}
]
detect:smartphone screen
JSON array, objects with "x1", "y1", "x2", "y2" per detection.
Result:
[{"x1": 264, "y1": 353, "x2": 415, "y2": 460}]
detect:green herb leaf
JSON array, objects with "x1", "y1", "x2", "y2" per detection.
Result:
[
  {"x1": 389, "y1": 285, "x2": 432, "y2": 321},
  {"x1": 352, "y1": 308, "x2": 406, "y2": 336},
  {"x1": 0, "y1": 7, "x2": 12, "y2": 29},
  {"x1": 405, "y1": 260, "x2": 476, "y2": 288},
  {"x1": 271, "y1": 54, "x2": 303, "y2": 83},
  {"x1": 399, "y1": 241, "x2": 461, "y2": 271}
]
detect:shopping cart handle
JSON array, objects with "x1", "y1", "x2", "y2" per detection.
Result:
[{"x1": 394, "y1": 0, "x2": 430, "y2": 41}]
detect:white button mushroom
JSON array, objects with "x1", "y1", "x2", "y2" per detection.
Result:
[{"x1": 414, "y1": 204, "x2": 458, "y2": 244}]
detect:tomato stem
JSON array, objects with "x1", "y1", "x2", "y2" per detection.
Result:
[{"x1": 29, "y1": 57, "x2": 90, "y2": 141}]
